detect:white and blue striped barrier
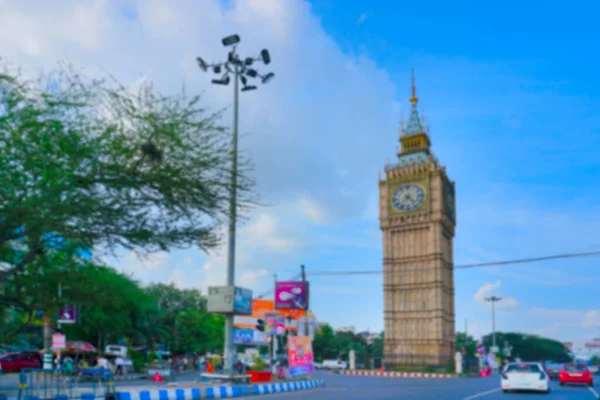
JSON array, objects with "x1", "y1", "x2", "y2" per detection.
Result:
[
  {"x1": 1, "y1": 380, "x2": 325, "y2": 400},
  {"x1": 116, "y1": 379, "x2": 325, "y2": 399}
]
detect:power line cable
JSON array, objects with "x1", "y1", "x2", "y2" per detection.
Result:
[
  {"x1": 255, "y1": 272, "x2": 301, "y2": 299},
  {"x1": 304, "y1": 250, "x2": 600, "y2": 277}
]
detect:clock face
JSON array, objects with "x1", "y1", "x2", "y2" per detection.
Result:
[{"x1": 391, "y1": 183, "x2": 426, "y2": 212}]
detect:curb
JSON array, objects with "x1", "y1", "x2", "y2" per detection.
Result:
[
  {"x1": 116, "y1": 379, "x2": 325, "y2": 399},
  {"x1": 343, "y1": 370, "x2": 456, "y2": 379}
]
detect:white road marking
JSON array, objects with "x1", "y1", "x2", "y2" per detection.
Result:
[
  {"x1": 463, "y1": 387, "x2": 502, "y2": 400},
  {"x1": 588, "y1": 386, "x2": 599, "y2": 398}
]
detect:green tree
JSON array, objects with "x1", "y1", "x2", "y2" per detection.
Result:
[
  {"x1": 313, "y1": 324, "x2": 338, "y2": 360},
  {"x1": 482, "y1": 332, "x2": 571, "y2": 362},
  {"x1": 456, "y1": 332, "x2": 477, "y2": 356},
  {"x1": 175, "y1": 308, "x2": 224, "y2": 354},
  {"x1": 0, "y1": 64, "x2": 255, "y2": 282}
]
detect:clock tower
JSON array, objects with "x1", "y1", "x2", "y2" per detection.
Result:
[{"x1": 379, "y1": 71, "x2": 456, "y2": 369}]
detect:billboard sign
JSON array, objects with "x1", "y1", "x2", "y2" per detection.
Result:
[
  {"x1": 58, "y1": 304, "x2": 78, "y2": 324},
  {"x1": 288, "y1": 336, "x2": 313, "y2": 376},
  {"x1": 233, "y1": 328, "x2": 268, "y2": 346},
  {"x1": 275, "y1": 281, "x2": 309, "y2": 310},
  {"x1": 207, "y1": 286, "x2": 253, "y2": 315}
]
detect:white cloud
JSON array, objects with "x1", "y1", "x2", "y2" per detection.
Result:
[
  {"x1": 298, "y1": 196, "x2": 329, "y2": 224},
  {"x1": 581, "y1": 310, "x2": 600, "y2": 328},
  {"x1": 242, "y1": 212, "x2": 299, "y2": 252},
  {"x1": 120, "y1": 251, "x2": 168, "y2": 274},
  {"x1": 357, "y1": 13, "x2": 368, "y2": 25},
  {"x1": 473, "y1": 280, "x2": 519, "y2": 308}
]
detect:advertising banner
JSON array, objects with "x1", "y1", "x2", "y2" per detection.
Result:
[
  {"x1": 58, "y1": 304, "x2": 78, "y2": 324},
  {"x1": 207, "y1": 286, "x2": 253, "y2": 315},
  {"x1": 233, "y1": 328, "x2": 268, "y2": 346},
  {"x1": 234, "y1": 299, "x2": 308, "y2": 329},
  {"x1": 265, "y1": 312, "x2": 285, "y2": 336},
  {"x1": 275, "y1": 281, "x2": 309, "y2": 310},
  {"x1": 52, "y1": 334, "x2": 66, "y2": 350},
  {"x1": 288, "y1": 336, "x2": 313, "y2": 376}
]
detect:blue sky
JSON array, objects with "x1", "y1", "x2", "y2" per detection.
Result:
[{"x1": 1, "y1": 0, "x2": 599, "y2": 349}]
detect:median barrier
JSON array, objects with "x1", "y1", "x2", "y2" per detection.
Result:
[{"x1": 343, "y1": 370, "x2": 456, "y2": 379}]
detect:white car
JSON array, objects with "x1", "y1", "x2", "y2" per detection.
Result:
[
  {"x1": 322, "y1": 359, "x2": 348, "y2": 370},
  {"x1": 501, "y1": 362, "x2": 550, "y2": 394}
]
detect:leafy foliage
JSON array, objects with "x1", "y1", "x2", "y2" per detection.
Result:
[
  {"x1": 312, "y1": 324, "x2": 383, "y2": 365},
  {"x1": 1, "y1": 254, "x2": 225, "y2": 353},
  {"x1": 456, "y1": 332, "x2": 477, "y2": 356},
  {"x1": 482, "y1": 332, "x2": 572, "y2": 362},
  {"x1": 0, "y1": 63, "x2": 255, "y2": 282}
]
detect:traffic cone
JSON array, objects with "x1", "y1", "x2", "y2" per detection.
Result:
[{"x1": 152, "y1": 371, "x2": 163, "y2": 382}]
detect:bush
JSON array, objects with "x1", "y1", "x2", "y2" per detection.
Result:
[{"x1": 250, "y1": 355, "x2": 267, "y2": 372}]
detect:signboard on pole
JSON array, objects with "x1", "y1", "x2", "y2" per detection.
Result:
[
  {"x1": 207, "y1": 286, "x2": 253, "y2": 315},
  {"x1": 52, "y1": 334, "x2": 66, "y2": 350},
  {"x1": 265, "y1": 313, "x2": 285, "y2": 336},
  {"x1": 58, "y1": 304, "x2": 78, "y2": 324},
  {"x1": 275, "y1": 281, "x2": 309, "y2": 310},
  {"x1": 233, "y1": 328, "x2": 268, "y2": 346},
  {"x1": 288, "y1": 336, "x2": 313, "y2": 376}
]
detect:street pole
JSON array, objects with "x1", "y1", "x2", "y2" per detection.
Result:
[
  {"x1": 223, "y1": 62, "x2": 240, "y2": 377},
  {"x1": 196, "y1": 35, "x2": 274, "y2": 375},
  {"x1": 485, "y1": 296, "x2": 502, "y2": 350},
  {"x1": 301, "y1": 265, "x2": 306, "y2": 337},
  {"x1": 271, "y1": 273, "x2": 277, "y2": 371}
]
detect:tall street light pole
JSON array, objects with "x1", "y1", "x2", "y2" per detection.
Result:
[
  {"x1": 196, "y1": 34, "x2": 275, "y2": 374},
  {"x1": 485, "y1": 296, "x2": 502, "y2": 350}
]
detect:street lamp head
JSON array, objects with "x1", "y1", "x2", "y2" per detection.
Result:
[
  {"x1": 222, "y1": 34, "x2": 240, "y2": 47},
  {"x1": 213, "y1": 65, "x2": 222, "y2": 74},
  {"x1": 260, "y1": 49, "x2": 271, "y2": 65},
  {"x1": 241, "y1": 85, "x2": 257, "y2": 92},
  {"x1": 245, "y1": 68, "x2": 258, "y2": 78},
  {"x1": 240, "y1": 75, "x2": 247, "y2": 86},
  {"x1": 196, "y1": 57, "x2": 208, "y2": 72},
  {"x1": 261, "y1": 72, "x2": 275, "y2": 84},
  {"x1": 212, "y1": 74, "x2": 230, "y2": 85},
  {"x1": 244, "y1": 57, "x2": 254, "y2": 66}
]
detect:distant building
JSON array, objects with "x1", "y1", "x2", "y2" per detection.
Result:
[
  {"x1": 584, "y1": 339, "x2": 600, "y2": 353},
  {"x1": 336, "y1": 326, "x2": 356, "y2": 334},
  {"x1": 563, "y1": 342, "x2": 573, "y2": 350},
  {"x1": 358, "y1": 330, "x2": 382, "y2": 345}
]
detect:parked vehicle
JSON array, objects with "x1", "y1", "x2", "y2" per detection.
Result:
[
  {"x1": 0, "y1": 352, "x2": 41, "y2": 372},
  {"x1": 322, "y1": 359, "x2": 348, "y2": 370}
]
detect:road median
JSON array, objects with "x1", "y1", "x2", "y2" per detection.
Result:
[{"x1": 342, "y1": 370, "x2": 456, "y2": 379}]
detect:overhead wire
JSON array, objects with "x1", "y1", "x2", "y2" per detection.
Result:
[
  {"x1": 303, "y1": 250, "x2": 600, "y2": 277},
  {"x1": 255, "y1": 272, "x2": 302, "y2": 299}
]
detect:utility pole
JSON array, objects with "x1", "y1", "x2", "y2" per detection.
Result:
[
  {"x1": 485, "y1": 296, "x2": 502, "y2": 350},
  {"x1": 271, "y1": 273, "x2": 277, "y2": 370},
  {"x1": 301, "y1": 265, "x2": 306, "y2": 337}
]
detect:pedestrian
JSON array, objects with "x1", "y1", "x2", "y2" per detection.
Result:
[{"x1": 115, "y1": 356, "x2": 125, "y2": 376}]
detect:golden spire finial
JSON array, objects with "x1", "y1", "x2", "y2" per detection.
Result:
[{"x1": 410, "y1": 69, "x2": 418, "y2": 106}]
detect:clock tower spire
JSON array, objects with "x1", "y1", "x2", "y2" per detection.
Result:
[{"x1": 398, "y1": 70, "x2": 431, "y2": 157}]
